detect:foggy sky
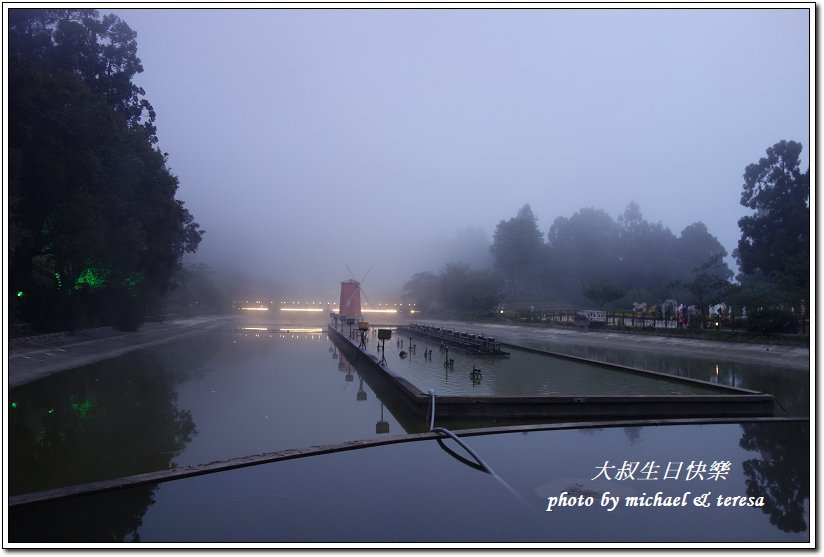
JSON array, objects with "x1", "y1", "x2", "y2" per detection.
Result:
[{"x1": 111, "y1": 7, "x2": 810, "y2": 301}]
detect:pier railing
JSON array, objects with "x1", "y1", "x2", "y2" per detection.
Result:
[{"x1": 404, "y1": 323, "x2": 509, "y2": 355}]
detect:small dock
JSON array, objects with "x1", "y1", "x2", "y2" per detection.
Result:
[
  {"x1": 327, "y1": 324, "x2": 777, "y2": 423},
  {"x1": 401, "y1": 323, "x2": 510, "y2": 356}
]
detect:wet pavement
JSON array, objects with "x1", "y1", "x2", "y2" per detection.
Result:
[{"x1": 7, "y1": 316, "x2": 234, "y2": 388}]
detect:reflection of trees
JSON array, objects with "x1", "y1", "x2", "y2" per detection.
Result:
[
  {"x1": 739, "y1": 421, "x2": 809, "y2": 533},
  {"x1": 9, "y1": 332, "x2": 225, "y2": 495},
  {"x1": 9, "y1": 485, "x2": 156, "y2": 542},
  {"x1": 577, "y1": 347, "x2": 806, "y2": 416},
  {"x1": 623, "y1": 427, "x2": 642, "y2": 444}
]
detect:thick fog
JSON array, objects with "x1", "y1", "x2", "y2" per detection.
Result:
[{"x1": 111, "y1": 8, "x2": 810, "y2": 301}]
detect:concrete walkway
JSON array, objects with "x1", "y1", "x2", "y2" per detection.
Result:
[{"x1": 7, "y1": 315, "x2": 235, "y2": 388}]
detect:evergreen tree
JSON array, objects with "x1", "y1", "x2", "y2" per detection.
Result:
[
  {"x1": 735, "y1": 140, "x2": 810, "y2": 305},
  {"x1": 9, "y1": 9, "x2": 203, "y2": 331},
  {"x1": 490, "y1": 204, "x2": 545, "y2": 297}
]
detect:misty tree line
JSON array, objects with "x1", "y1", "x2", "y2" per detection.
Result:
[
  {"x1": 9, "y1": 9, "x2": 203, "y2": 332},
  {"x1": 403, "y1": 140, "x2": 809, "y2": 333},
  {"x1": 7, "y1": 10, "x2": 809, "y2": 336}
]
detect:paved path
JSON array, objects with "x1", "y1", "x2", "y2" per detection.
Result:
[
  {"x1": 7, "y1": 316, "x2": 235, "y2": 388},
  {"x1": 418, "y1": 319, "x2": 810, "y2": 371}
]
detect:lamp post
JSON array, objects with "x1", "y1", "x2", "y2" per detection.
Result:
[{"x1": 377, "y1": 328, "x2": 391, "y2": 365}]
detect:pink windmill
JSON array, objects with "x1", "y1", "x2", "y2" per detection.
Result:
[{"x1": 339, "y1": 265, "x2": 371, "y2": 321}]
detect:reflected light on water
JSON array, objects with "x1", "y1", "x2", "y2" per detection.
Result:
[
  {"x1": 238, "y1": 327, "x2": 324, "y2": 336},
  {"x1": 238, "y1": 327, "x2": 324, "y2": 333}
]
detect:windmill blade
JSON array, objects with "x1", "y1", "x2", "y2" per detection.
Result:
[
  {"x1": 360, "y1": 287, "x2": 371, "y2": 308},
  {"x1": 359, "y1": 266, "x2": 373, "y2": 284},
  {"x1": 359, "y1": 266, "x2": 373, "y2": 309},
  {"x1": 342, "y1": 264, "x2": 360, "y2": 310},
  {"x1": 345, "y1": 288, "x2": 358, "y2": 308},
  {"x1": 342, "y1": 264, "x2": 372, "y2": 314}
]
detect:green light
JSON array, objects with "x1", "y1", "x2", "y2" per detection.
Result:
[
  {"x1": 16, "y1": 291, "x2": 23, "y2": 297},
  {"x1": 48, "y1": 408, "x2": 54, "y2": 414},
  {"x1": 74, "y1": 266, "x2": 107, "y2": 290},
  {"x1": 11, "y1": 402, "x2": 17, "y2": 409},
  {"x1": 54, "y1": 272, "x2": 62, "y2": 288},
  {"x1": 71, "y1": 399, "x2": 96, "y2": 419}
]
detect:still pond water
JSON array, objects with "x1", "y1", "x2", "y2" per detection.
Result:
[
  {"x1": 8, "y1": 314, "x2": 808, "y2": 497},
  {"x1": 10, "y1": 420, "x2": 809, "y2": 543}
]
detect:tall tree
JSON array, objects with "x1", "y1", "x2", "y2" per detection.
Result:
[
  {"x1": 489, "y1": 204, "x2": 545, "y2": 296},
  {"x1": 437, "y1": 263, "x2": 503, "y2": 315},
  {"x1": 9, "y1": 9, "x2": 202, "y2": 331},
  {"x1": 8, "y1": 9, "x2": 157, "y2": 139},
  {"x1": 616, "y1": 202, "x2": 678, "y2": 294},
  {"x1": 675, "y1": 222, "x2": 733, "y2": 283},
  {"x1": 546, "y1": 207, "x2": 620, "y2": 302},
  {"x1": 735, "y1": 140, "x2": 810, "y2": 304},
  {"x1": 401, "y1": 265, "x2": 502, "y2": 317},
  {"x1": 401, "y1": 271, "x2": 440, "y2": 314},
  {"x1": 684, "y1": 255, "x2": 731, "y2": 315},
  {"x1": 581, "y1": 280, "x2": 625, "y2": 309}
]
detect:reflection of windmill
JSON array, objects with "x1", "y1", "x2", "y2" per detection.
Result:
[
  {"x1": 357, "y1": 375, "x2": 367, "y2": 401},
  {"x1": 339, "y1": 265, "x2": 372, "y2": 320},
  {"x1": 376, "y1": 402, "x2": 390, "y2": 434}
]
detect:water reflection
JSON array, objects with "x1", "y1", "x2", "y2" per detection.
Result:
[
  {"x1": 9, "y1": 326, "x2": 407, "y2": 496},
  {"x1": 9, "y1": 485, "x2": 156, "y2": 542},
  {"x1": 9, "y1": 315, "x2": 808, "y2": 510},
  {"x1": 376, "y1": 403, "x2": 390, "y2": 434},
  {"x1": 513, "y1": 339, "x2": 808, "y2": 416},
  {"x1": 740, "y1": 421, "x2": 810, "y2": 533},
  {"x1": 416, "y1": 319, "x2": 807, "y2": 416},
  {"x1": 9, "y1": 420, "x2": 808, "y2": 543},
  {"x1": 365, "y1": 331, "x2": 731, "y2": 397},
  {"x1": 9, "y1": 333, "x2": 219, "y2": 495}
]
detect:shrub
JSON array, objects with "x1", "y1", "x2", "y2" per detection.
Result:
[{"x1": 744, "y1": 308, "x2": 800, "y2": 334}]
